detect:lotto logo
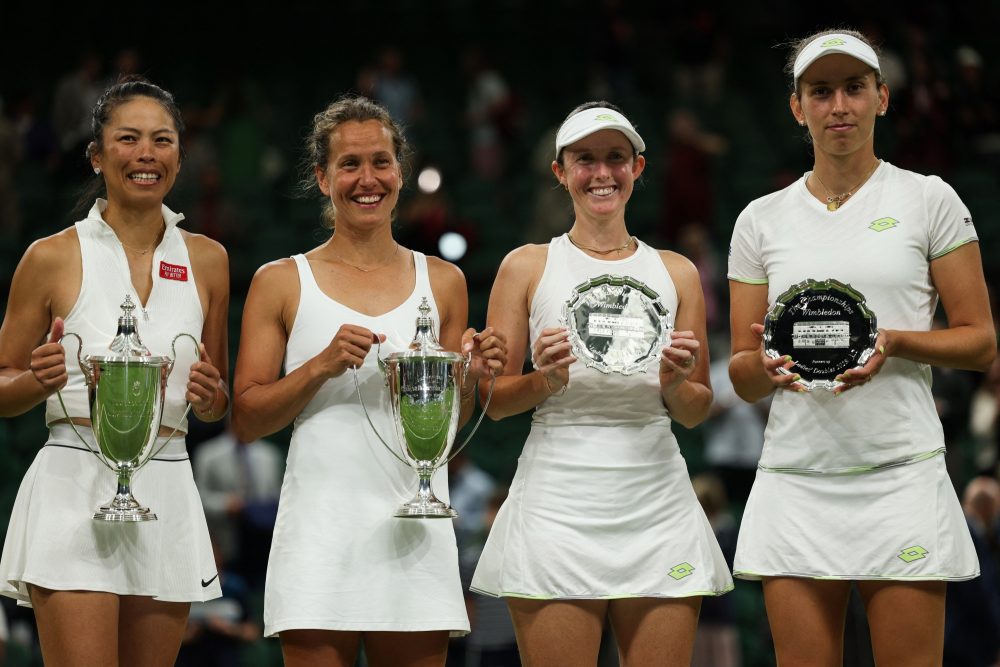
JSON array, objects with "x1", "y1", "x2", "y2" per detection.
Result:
[
  {"x1": 668, "y1": 563, "x2": 695, "y2": 580},
  {"x1": 898, "y1": 545, "x2": 928, "y2": 563}
]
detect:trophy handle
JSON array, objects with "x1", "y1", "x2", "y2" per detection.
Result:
[
  {"x1": 142, "y1": 332, "x2": 200, "y2": 464},
  {"x1": 443, "y1": 367, "x2": 496, "y2": 465},
  {"x1": 352, "y1": 366, "x2": 410, "y2": 466},
  {"x1": 55, "y1": 332, "x2": 115, "y2": 472}
]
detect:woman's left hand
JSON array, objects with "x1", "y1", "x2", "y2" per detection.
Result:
[
  {"x1": 833, "y1": 329, "x2": 889, "y2": 395},
  {"x1": 188, "y1": 342, "x2": 223, "y2": 417},
  {"x1": 660, "y1": 330, "x2": 699, "y2": 394},
  {"x1": 463, "y1": 326, "x2": 508, "y2": 383}
]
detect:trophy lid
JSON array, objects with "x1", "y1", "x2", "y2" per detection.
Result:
[
  {"x1": 91, "y1": 295, "x2": 168, "y2": 364},
  {"x1": 386, "y1": 297, "x2": 464, "y2": 363}
]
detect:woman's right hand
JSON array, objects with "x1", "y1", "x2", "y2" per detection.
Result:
[
  {"x1": 531, "y1": 326, "x2": 576, "y2": 394},
  {"x1": 29, "y1": 317, "x2": 68, "y2": 394},
  {"x1": 315, "y1": 324, "x2": 386, "y2": 379},
  {"x1": 750, "y1": 322, "x2": 804, "y2": 392}
]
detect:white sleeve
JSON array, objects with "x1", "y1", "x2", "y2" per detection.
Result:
[
  {"x1": 727, "y1": 203, "x2": 767, "y2": 284},
  {"x1": 925, "y1": 176, "x2": 979, "y2": 260}
]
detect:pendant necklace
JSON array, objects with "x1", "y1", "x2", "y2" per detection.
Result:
[
  {"x1": 810, "y1": 160, "x2": 881, "y2": 212},
  {"x1": 330, "y1": 242, "x2": 399, "y2": 272},
  {"x1": 567, "y1": 232, "x2": 636, "y2": 255}
]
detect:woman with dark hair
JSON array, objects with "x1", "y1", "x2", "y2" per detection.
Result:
[
  {"x1": 470, "y1": 101, "x2": 732, "y2": 666},
  {"x1": 231, "y1": 95, "x2": 505, "y2": 667},
  {"x1": 0, "y1": 77, "x2": 229, "y2": 666},
  {"x1": 728, "y1": 29, "x2": 996, "y2": 664}
]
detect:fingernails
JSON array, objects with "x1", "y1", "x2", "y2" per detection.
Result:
[
  {"x1": 878, "y1": 345, "x2": 885, "y2": 355},
  {"x1": 784, "y1": 356, "x2": 793, "y2": 363},
  {"x1": 792, "y1": 374, "x2": 801, "y2": 382}
]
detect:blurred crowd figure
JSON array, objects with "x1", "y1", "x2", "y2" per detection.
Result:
[{"x1": 194, "y1": 423, "x2": 284, "y2": 588}]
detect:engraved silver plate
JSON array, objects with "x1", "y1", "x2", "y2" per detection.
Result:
[
  {"x1": 562, "y1": 274, "x2": 672, "y2": 375},
  {"x1": 764, "y1": 278, "x2": 878, "y2": 391}
]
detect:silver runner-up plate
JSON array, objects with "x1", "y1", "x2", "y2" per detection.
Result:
[
  {"x1": 763, "y1": 278, "x2": 878, "y2": 391},
  {"x1": 562, "y1": 274, "x2": 672, "y2": 375}
]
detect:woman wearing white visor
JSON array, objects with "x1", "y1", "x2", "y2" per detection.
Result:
[
  {"x1": 728, "y1": 29, "x2": 995, "y2": 664},
  {"x1": 471, "y1": 102, "x2": 732, "y2": 666}
]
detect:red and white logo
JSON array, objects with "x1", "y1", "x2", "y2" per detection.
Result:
[{"x1": 159, "y1": 261, "x2": 188, "y2": 281}]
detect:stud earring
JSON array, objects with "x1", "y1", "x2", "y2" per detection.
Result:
[
  {"x1": 94, "y1": 167, "x2": 101, "y2": 175},
  {"x1": 799, "y1": 120, "x2": 806, "y2": 126},
  {"x1": 878, "y1": 110, "x2": 886, "y2": 117}
]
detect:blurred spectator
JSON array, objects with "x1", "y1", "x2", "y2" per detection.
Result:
[
  {"x1": 670, "y1": 8, "x2": 728, "y2": 104},
  {"x1": 448, "y1": 452, "x2": 497, "y2": 552},
  {"x1": 523, "y1": 125, "x2": 573, "y2": 244},
  {"x1": 464, "y1": 48, "x2": 518, "y2": 181},
  {"x1": 194, "y1": 424, "x2": 284, "y2": 586},
  {"x1": 52, "y1": 50, "x2": 102, "y2": 164},
  {"x1": 0, "y1": 96, "x2": 21, "y2": 237},
  {"x1": 952, "y1": 44, "x2": 1000, "y2": 164},
  {"x1": 459, "y1": 489, "x2": 519, "y2": 667},
  {"x1": 894, "y1": 25, "x2": 952, "y2": 173},
  {"x1": 691, "y1": 473, "x2": 741, "y2": 667},
  {"x1": 970, "y1": 358, "x2": 1000, "y2": 475},
  {"x1": 176, "y1": 540, "x2": 261, "y2": 667},
  {"x1": 676, "y1": 224, "x2": 722, "y2": 333},
  {"x1": 371, "y1": 46, "x2": 423, "y2": 128},
  {"x1": 944, "y1": 476, "x2": 1000, "y2": 666},
  {"x1": 661, "y1": 109, "x2": 727, "y2": 248},
  {"x1": 704, "y1": 354, "x2": 767, "y2": 506}
]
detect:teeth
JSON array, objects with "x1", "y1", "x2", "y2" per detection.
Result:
[
  {"x1": 590, "y1": 186, "x2": 615, "y2": 196},
  {"x1": 130, "y1": 172, "x2": 159, "y2": 182},
  {"x1": 355, "y1": 194, "x2": 383, "y2": 204}
]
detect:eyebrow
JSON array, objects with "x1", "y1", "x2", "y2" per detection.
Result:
[
  {"x1": 113, "y1": 126, "x2": 178, "y2": 135},
  {"x1": 805, "y1": 72, "x2": 872, "y2": 86}
]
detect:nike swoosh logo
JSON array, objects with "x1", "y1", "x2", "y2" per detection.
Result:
[{"x1": 201, "y1": 574, "x2": 219, "y2": 587}]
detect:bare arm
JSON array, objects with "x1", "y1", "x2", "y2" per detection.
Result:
[
  {"x1": 0, "y1": 235, "x2": 74, "y2": 417},
  {"x1": 728, "y1": 280, "x2": 799, "y2": 403},
  {"x1": 428, "y1": 257, "x2": 507, "y2": 429},
  {"x1": 657, "y1": 251, "x2": 713, "y2": 428},
  {"x1": 185, "y1": 234, "x2": 230, "y2": 422},
  {"x1": 481, "y1": 245, "x2": 571, "y2": 420},
  {"x1": 841, "y1": 243, "x2": 996, "y2": 387},
  {"x1": 231, "y1": 260, "x2": 383, "y2": 442}
]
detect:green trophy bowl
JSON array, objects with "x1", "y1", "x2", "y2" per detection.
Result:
[{"x1": 354, "y1": 297, "x2": 495, "y2": 519}]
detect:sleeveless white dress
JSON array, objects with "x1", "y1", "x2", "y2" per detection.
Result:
[
  {"x1": 263, "y1": 252, "x2": 469, "y2": 637},
  {"x1": 0, "y1": 199, "x2": 221, "y2": 605},
  {"x1": 471, "y1": 235, "x2": 733, "y2": 599}
]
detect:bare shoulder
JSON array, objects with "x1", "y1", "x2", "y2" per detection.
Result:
[
  {"x1": 657, "y1": 248, "x2": 700, "y2": 287},
  {"x1": 426, "y1": 254, "x2": 467, "y2": 292},
  {"x1": 502, "y1": 243, "x2": 549, "y2": 271},
  {"x1": 250, "y1": 256, "x2": 298, "y2": 293},
  {"x1": 20, "y1": 226, "x2": 80, "y2": 271},
  {"x1": 181, "y1": 230, "x2": 228, "y2": 265}
]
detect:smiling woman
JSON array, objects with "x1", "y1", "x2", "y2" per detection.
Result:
[
  {"x1": 0, "y1": 76, "x2": 230, "y2": 667},
  {"x1": 231, "y1": 95, "x2": 506, "y2": 667}
]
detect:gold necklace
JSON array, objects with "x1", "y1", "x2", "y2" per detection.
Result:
[
  {"x1": 119, "y1": 241, "x2": 157, "y2": 255},
  {"x1": 811, "y1": 160, "x2": 881, "y2": 211},
  {"x1": 567, "y1": 232, "x2": 635, "y2": 255},
  {"x1": 330, "y1": 242, "x2": 399, "y2": 272}
]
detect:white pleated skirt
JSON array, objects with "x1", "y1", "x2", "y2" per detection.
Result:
[
  {"x1": 0, "y1": 424, "x2": 221, "y2": 605},
  {"x1": 734, "y1": 453, "x2": 979, "y2": 581},
  {"x1": 471, "y1": 423, "x2": 734, "y2": 599}
]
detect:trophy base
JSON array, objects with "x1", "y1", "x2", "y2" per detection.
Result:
[
  {"x1": 93, "y1": 494, "x2": 158, "y2": 522},
  {"x1": 395, "y1": 499, "x2": 458, "y2": 519},
  {"x1": 93, "y1": 507, "x2": 158, "y2": 522}
]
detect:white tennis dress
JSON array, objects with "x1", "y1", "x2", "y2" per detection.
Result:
[
  {"x1": 472, "y1": 235, "x2": 733, "y2": 599},
  {"x1": 0, "y1": 199, "x2": 221, "y2": 605},
  {"x1": 728, "y1": 162, "x2": 980, "y2": 580},
  {"x1": 263, "y1": 252, "x2": 469, "y2": 637}
]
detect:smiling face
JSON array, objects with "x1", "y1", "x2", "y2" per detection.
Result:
[
  {"x1": 791, "y1": 53, "x2": 889, "y2": 158},
  {"x1": 90, "y1": 96, "x2": 181, "y2": 208},
  {"x1": 552, "y1": 128, "x2": 645, "y2": 223},
  {"x1": 316, "y1": 119, "x2": 401, "y2": 230}
]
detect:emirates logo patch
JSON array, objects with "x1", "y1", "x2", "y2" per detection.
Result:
[{"x1": 159, "y1": 261, "x2": 188, "y2": 281}]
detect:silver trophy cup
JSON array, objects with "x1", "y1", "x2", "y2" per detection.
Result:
[
  {"x1": 355, "y1": 298, "x2": 494, "y2": 518},
  {"x1": 58, "y1": 295, "x2": 198, "y2": 521}
]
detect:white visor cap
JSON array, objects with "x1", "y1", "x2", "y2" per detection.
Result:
[
  {"x1": 793, "y1": 33, "x2": 881, "y2": 82},
  {"x1": 555, "y1": 107, "x2": 645, "y2": 159}
]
